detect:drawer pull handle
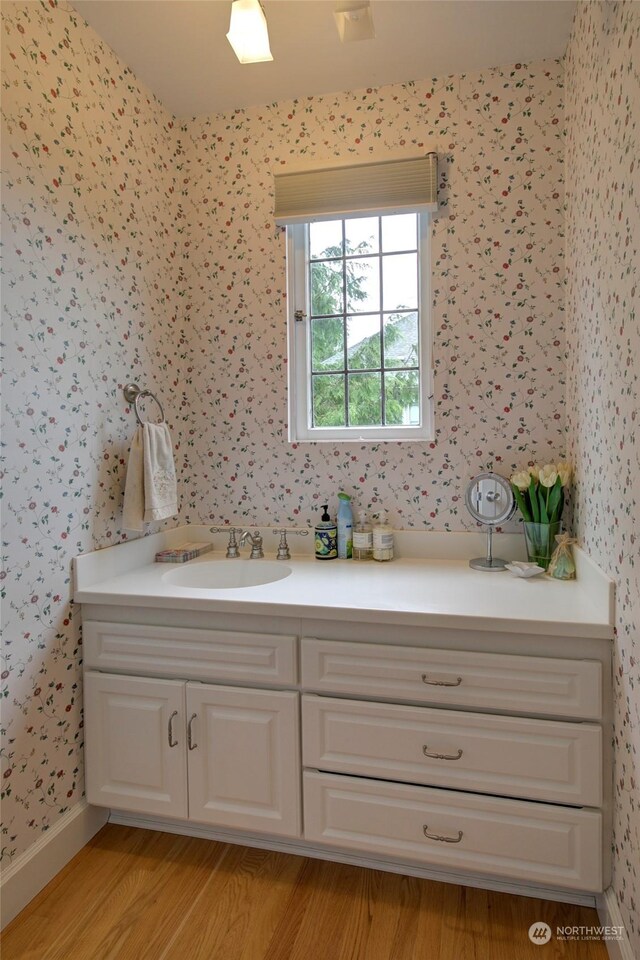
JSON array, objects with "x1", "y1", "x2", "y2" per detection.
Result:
[
  {"x1": 168, "y1": 710, "x2": 179, "y2": 748},
  {"x1": 423, "y1": 825, "x2": 464, "y2": 844},
  {"x1": 187, "y1": 713, "x2": 198, "y2": 751},
  {"x1": 423, "y1": 745, "x2": 463, "y2": 761},
  {"x1": 421, "y1": 674, "x2": 463, "y2": 687}
]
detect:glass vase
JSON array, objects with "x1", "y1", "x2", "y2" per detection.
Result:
[{"x1": 522, "y1": 522, "x2": 561, "y2": 571}]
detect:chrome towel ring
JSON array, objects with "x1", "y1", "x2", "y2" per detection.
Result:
[{"x1": 123, "y1": 383, "x2": 165, "y2": 426}]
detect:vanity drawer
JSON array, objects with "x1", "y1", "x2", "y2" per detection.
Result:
[
  {"x1": 83, "y1": 620, "x2": 297, "y2": 685},
  {"x1": 301, "y1": 638, "x2": 602, "y2": 720},
  {"x1": 303, "y1": 771, "x2": 602, "y2": 892},
  {"x1": 302, "y1": 695, "x2": 602, "y2": 806}
]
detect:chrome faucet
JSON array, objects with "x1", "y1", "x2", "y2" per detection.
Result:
[{"x1": 240, "y1": 530, "x2": 264, "y2": 559}]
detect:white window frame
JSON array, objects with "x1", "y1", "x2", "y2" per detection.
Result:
[{"x1": 286, "y1": 212, "x2": 434, "y2": 443}]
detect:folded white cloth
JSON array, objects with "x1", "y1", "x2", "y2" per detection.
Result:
[
  {"x1": 123, "y1": 423, "x2": 177, "y2": 532},
  {"x1": 142, "y1": 422, "x2": 178, "y2": 523}
]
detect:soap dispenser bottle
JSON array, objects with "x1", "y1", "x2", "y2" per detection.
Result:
[
  {"x1": 314, "y1": 504, "x2": 337, "y2": 560},
  {"x1": 352, "y1": 511, "x2": 373, "y2": 561},
  {"x1": 373, "y1": 511, "x2": 394, "y2": 561},
  {"x1": 337, "y1": 492, "x2": 353, "y2": 559}
]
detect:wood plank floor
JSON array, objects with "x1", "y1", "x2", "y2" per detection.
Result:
[{"x1": 2, "y1": 825, "x2": 608, "y2": 960}]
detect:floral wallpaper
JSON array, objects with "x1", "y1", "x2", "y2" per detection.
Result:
[
  {"x1": 1, "y1": 1, "x2": 180, "y2": 862},
  {"x1": 177, "y1": 61, "x2": 566, "y2": 530},
  {"x1": 565, "y1": 1, "x2": 640, "y2": 952}
]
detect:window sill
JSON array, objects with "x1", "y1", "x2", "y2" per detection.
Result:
[{"x1": 288, "y1": 427, "x2": 435, "y2": 444}]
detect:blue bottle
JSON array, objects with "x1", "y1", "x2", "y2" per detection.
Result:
[{"x1": 337, "y1": 492, "x2": 353, "y2": 559}]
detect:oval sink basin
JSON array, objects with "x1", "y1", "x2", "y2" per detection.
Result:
[{"x1": 162, "y1": 560, "x2": 291, "y2": 590}]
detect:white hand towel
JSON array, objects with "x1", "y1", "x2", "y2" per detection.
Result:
[
  {"x1": 122, "y1": 423, "x2": 178, "y2": 532},
  {"x1": 142, "y1": 421, "x2": 178, "y2": 524},
  {"x1": 122, "y1": 426, "x2": 145, "y2": 532}
]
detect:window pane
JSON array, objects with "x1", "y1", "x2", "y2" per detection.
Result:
[
  {"x1": 345, "y1": 217, "x2": 379, "y2": 256},
  {"x1": 348, "y1": 372, "x2": 382, "y2": 426},
  {"x1": 346, "y1": 257, "x2": 379, "y2": 313},
  {"x1": 311, "y1": 259, "x2": 343, "y2": 316},
  {"x1": 383, "y1": 311, "x2": 419, "y2": 368},
  {"x1": 382, "y1": 252, "x2": 417, "y2": 311},
  {"x1": 310, "y1": 220, "x2": 343, "y2": 260},
  {"x1": 347, "y1": 315, "x2": 381, "y2": 370},
  {"x1": 384, "y1": 370, "x2": 420, "y2": 425},
  {"x1": 312, "y1": 374, "x2": 346, "y2": 427},
  {"x1": 381, "y1": 213, "x2": 417, "y2": 252},
  {"x1": 312, "y1": 317, "x2": 344, "y2": 371},
  {"x1": 289, "y1": 214, "x2": 431, "y2": 441}
]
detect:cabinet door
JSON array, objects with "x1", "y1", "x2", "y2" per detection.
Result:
[
  {"x1": 186, "y1": 683, "x2": 300, "y2": 837},
  {"x1": 84, "y1": 671, "x2": 188, "y2": 818}
]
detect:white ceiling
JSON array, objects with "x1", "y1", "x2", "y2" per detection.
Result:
[{"x1": 71, "y1": 0, "x2": 576, "y2": 119}]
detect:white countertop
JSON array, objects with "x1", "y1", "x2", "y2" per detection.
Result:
[{"x1": 74, "y1": 527, "x2": 614, "y2": 639}]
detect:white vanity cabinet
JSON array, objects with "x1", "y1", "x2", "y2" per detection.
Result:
[
  {"x1": 83, "y1": 622, "x2": 301, "y2": 839},
  {"x1": 81, "y1": 613, "x2": 611, "y2": 901}
]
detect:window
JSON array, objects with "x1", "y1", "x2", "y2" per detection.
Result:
[{"x1": 287, "y1": 212, "x2": 433, "y2": 442}]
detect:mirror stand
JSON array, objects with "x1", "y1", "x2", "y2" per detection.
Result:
[
  {"x1": 469, "y1": 525, "x2": 507, "y2": 572},
  {"x1": 465, "y1": 472, "x2": 515, "y2": 572}
]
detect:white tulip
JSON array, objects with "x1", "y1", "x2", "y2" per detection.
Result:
[
  {"x1": 556, "y1": 461, "x2": 572, "y2": 486},
  {"x1": 539, "y1": 464, "x2": 558, "y2": 488},
  {"x1": 511, "y1": 470, "x2": 531, "y2": 491}
]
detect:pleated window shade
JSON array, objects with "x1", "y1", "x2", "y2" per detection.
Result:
[{"x1": 274, "y1": 153, "x2": 438, "y2": 225}]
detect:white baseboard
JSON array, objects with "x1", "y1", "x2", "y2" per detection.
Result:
[
  {"x1": 597, "y1": 887, "x2": 637, "y2": 960},
  {"x1": 109, "y1": 809, "x2": 598, "y2": 908},
  {"x1": 0, "y1": 800, "x2": 108, "y2": 929}
]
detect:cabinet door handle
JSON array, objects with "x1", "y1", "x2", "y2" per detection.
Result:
[
  {"x1": 423, "y1": 745, "x2": 463, "y2": 761},
  {"x1": 421, "y1": 674, "x2": 462, "y2": 687},
  {"x1": 187, "y1": 713, "x2": 198, "y2": 750},
  {"x1": 168, "y1": 710, "x2": 179, "y2": 748},
  {"x1": 423, "y1": 825, "x2": 464, "y2": 844}
]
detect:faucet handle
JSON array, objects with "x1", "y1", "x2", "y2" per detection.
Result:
[
  {"x1": 272, "y1": 527, "x2": 309, "y2": 560},
  {"x1": 210, "y1": 526, "x2": 240, "y2": 558},
  {"x1": 273, "y1": 529, "x2": 291, "y2": 560}
]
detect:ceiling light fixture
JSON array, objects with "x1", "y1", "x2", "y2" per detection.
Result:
[
  {"x1": 226, "y1": 0, "x2": 273, "y2": 64},
  {"x1": 334, "y1": 1, "x2": 375, "y2": 43}
]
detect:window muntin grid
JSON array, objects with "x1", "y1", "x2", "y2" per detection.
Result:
[{"x1": 308, "y1": 215, "x2": 421, "y2": 429}]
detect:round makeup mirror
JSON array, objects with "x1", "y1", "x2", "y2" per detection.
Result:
[{"x1": 465, "y1": 472, "x2": 515, "y2": 571}]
